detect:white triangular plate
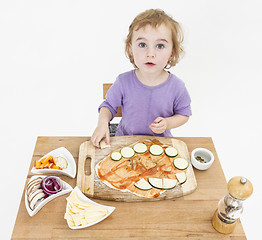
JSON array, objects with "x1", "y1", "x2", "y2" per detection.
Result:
[
  {"x1": 31, "y1": 147, "x2": 76, "y2": 178},
  {"x1": 66, "y1": 186, "x2": 115, "y2": 229},
  {"x1": 25, "y1": 175, "x2": 73, "y2": 216}
]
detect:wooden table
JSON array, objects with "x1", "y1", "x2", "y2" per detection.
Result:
[{"x1": 11, "y1": 137, "x2": 247, "y2": 239}]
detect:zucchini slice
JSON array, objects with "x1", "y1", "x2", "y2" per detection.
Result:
[
  {"x1": 176, "y1": 172, "x2": 187, "y2": 184},
  {"x1": 162, "y1": 178, "x2": 178, "y2": 190},
  {"x1": 164, "y1": 146, "x2": 178, "y2": 158},
  {"x1": 134, "y1": 178, "x2": 152, "y2": 191},
  {"x1": 120, "y1": 146, "x2": 135, "y2": 159},
  {"x1": 110, "y1": 151, "x2": 122, "y2": 161},
  {"x1": 148, "y1": 177, "x2": 163, "y2": 189},
  {"x1": 149, "y1": 145, "x2": 163, "y2": 156},
  {"x1": 133, "y1": 142, "x2": 148, "y2": 154},
  {"x1": 173, "y1": 158, "x2": 189, "y2": 170}
]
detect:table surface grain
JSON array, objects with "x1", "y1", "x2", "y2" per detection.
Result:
[{"x1": 11, "y1": 136, "x2": 247, "y2": 240}]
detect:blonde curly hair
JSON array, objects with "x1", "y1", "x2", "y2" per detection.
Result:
[{"x1": 125, "y1": 9, "x2": 184, "y2": 69}]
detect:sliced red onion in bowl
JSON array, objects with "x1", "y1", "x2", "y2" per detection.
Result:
[{"x1": 41, "y1": 176, "x2": 63, "y2": 196}]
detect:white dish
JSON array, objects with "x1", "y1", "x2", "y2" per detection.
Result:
[
  {"x1": 31, "y1": 147, "x2": 76, "y2": 178},
  {"x1": 191, "y1": 148, "x2": 214, "y2": 170},
  {"x1": 25, "y1": 175, "x2": 73, "y2": 216},
  {"x1": 66, "y1": 186, "x2": 115, "y2": 229}
]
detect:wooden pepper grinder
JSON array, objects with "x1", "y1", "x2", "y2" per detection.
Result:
[{"x1": 212, "y1": 176, "x2": 253, "y2": 234}]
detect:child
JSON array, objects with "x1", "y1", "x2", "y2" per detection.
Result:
[{"x1": 91, "y1": 9, "x2": 191, "y2": 147}]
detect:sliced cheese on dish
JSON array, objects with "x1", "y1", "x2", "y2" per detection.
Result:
[{"x1": 65, "y1": 191, "x2": 108, "y2": 227}]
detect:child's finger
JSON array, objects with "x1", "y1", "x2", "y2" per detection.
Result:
[
  {"x1": 92, "y1": 134, "x2": 103, "y2": 148},
  {"x1": 105, "y1": 131, "x2": 110, "y2": 145},
  {"x1": 91, "y1": 136, "x2": 98, "y2": 147},
  {"x1": 91, "y1": 135, "x2": 97, "y2": 147},
  {"x1": 95, "y1": 137, "x2": 101, "y2": 148},
  {"x1": 150, "y1": 125, "x2": 161, "y2": 134},
  {"x1": 153, "y1": 121, "x2": 164, "y2": 129},
  {"x1": 153, "y1": 117, "x2": 163, "y2": 124}
]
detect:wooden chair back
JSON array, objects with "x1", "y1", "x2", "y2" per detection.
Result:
[{"x1": 103, "y1": 83, "x2": 122, "y2": 117}]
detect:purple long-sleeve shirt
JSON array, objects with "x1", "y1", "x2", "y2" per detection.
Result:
[{"x1": 99, "y1": 70, "x2": 192, "y2": 137}]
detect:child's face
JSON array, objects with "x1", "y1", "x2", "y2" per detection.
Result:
[{"x1": 130, "y1": 24, "x2": 173, "y2": 74}]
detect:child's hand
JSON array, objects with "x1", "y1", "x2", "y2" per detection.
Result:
[
  {"x1": 149, "y1": 117, "x2": 167, "y2": 134},
  {"x1": 91, "y1": 122, "x2": 110, "y2": 148}
]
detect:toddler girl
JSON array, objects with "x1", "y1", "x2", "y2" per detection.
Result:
[{"x1": 91, "y1": 9, "x2": 191, "y2": 147}]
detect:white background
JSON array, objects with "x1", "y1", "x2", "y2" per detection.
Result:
[{"x1": 1, "y1": 0, "x2": 261, "y2": 239}]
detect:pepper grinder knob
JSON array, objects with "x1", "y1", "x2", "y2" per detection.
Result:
[
  {"x1": 240, "y1": 177, "x2": 247, "y2": 184},
  {"x1": 227, "y1": 176, "x2": 253, "y2": 200}
]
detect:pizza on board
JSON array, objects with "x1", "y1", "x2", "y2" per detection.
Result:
[{"x1": 96, "y1": 139, "x2": 189, "y2": 198}]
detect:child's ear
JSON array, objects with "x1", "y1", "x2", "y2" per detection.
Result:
[{"x1": 169, "y1": 50, "x2": 175, "y2": 61}]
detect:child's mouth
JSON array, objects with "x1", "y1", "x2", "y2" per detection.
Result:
[{"x1": 145, "y1": 62, "x2": 156, "y2": 66}]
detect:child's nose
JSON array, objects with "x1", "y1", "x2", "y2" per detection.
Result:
[{"x1": 147, "y1": 47, "x2": 155, "y2": 58}]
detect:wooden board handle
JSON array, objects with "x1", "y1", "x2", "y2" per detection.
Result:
[{"x1": 76, "y1": 141, "x2": 95, "y2": 196}]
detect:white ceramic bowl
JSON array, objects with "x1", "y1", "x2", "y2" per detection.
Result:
[
  {"x1": 191, "y1": 148, "x2": 214, "y2": 170},
  {"x1": 31, "y1": 147, "x2": 76, "y2": 178},
  {"x1": 66, "y1": 187, "x2": 115, "y2": 229},
  {"x1": 25, "y1": 175, "x2": 73, "y2": 216}
]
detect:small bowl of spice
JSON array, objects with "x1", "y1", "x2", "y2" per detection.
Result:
[{"x1": 191, "y1": 148, "x2": 214, "y2": 170}]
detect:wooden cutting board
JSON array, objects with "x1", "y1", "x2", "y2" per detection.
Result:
[{"x1": 76, "y1": 135, "x2": 197, "y2": 201}]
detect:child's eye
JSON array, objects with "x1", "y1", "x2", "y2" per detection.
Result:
[
  {"x1": 138, "y1": 42, "x2": 146, "y2": 48},
  {"x1": 156, "y1": 44, "x2": 165, "y2": 49}
]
